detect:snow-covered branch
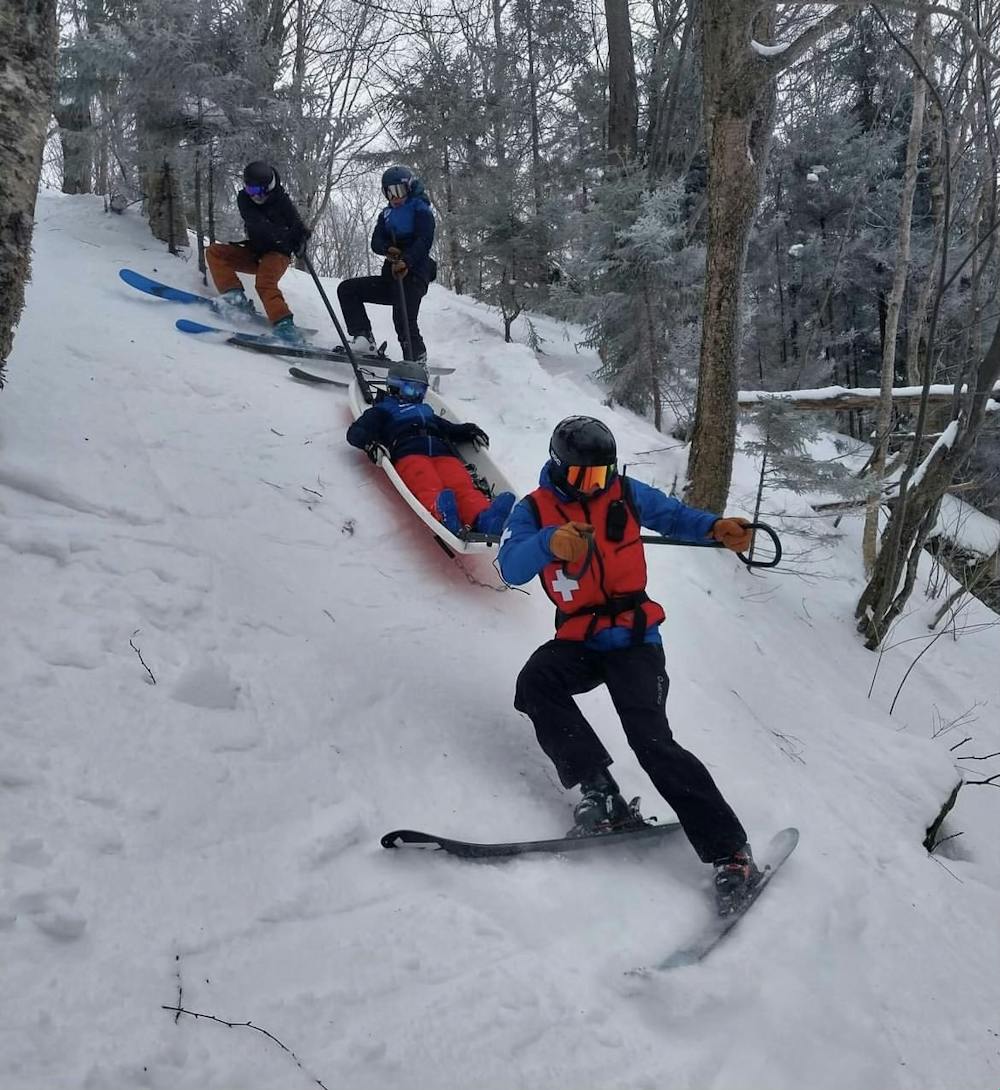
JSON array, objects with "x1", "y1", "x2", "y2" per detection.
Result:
[{"x1": 738, "y1": 382, "x2": 1000, "y2": 412}]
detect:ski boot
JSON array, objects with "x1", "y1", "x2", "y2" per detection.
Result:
[
  {"x1": 434, "y1": 489, "x2": 462, "y2": 535},
  {"x1": 272, "y1": 315, "x2": 305, "y2": 345},
  {"x1": 216, "y1": 287, "x2": 256, "y2": 317},
  {"x1": 347, "y1": 333, "x2": 376, "y2": 354},
  {"x1": 568, "y1": 770, "x2": 644, "y2": 838},
  {"x1": 473, "y1": 491, "x2": 515, "y2": 536},
  {"x1": 713, "y1": 843, "x2": 762, "y2": 917}
]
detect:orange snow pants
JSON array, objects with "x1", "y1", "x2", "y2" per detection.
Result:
[
  {"x1": 395, "y1": 454, "x2": 490, "y2": 526},
  {"x1": 205, "y1": 243, "x2": 292, "y2": 323}
]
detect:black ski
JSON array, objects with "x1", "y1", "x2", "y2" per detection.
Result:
[
  {"x1": 288, "y1": 366, "x2": 347, "y2": 387},
  {"x1": 381, "y1": 820, "x2": 683, "y2": 860},
  {"x1": 636, "y1": 827, "x2": 799, "y2": 972},
  {"x1": 225, "y1": 335, "x2": 456, "y2": 375}
]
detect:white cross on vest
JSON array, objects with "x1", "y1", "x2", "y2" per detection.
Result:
[{"x1": 551, "y1": 568, "x2": 579, "y2": 603}]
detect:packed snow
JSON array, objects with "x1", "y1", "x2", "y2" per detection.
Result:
[{"x1": 2, "y1": 191, "x2": 999, "y2": 1090}]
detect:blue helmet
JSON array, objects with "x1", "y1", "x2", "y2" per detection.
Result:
[
  {"x1": 381, "y1": 165, "x2": 416, "y2": 200},
  {"x1": 386, "y1": 360, "x2": 429, "y2": 402}
]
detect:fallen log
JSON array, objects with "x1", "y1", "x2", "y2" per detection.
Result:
[{"x1": 738, "y1": 382, "x2": 1000, "y2": 412}]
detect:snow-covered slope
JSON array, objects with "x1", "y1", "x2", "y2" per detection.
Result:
[{"x1": 2, "y1": 191, "x2": 998, "y2": 1090}]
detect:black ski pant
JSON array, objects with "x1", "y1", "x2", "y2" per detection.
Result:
[
  {"x1": 513, "y1": 640, "x2": 747, "y2": 863},
  {"x1": 337, "y1": 273, "x2": 428, "y2": 360}
]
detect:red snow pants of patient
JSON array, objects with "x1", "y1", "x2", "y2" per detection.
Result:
[{"x1": 394, "y1": 454, "x2": 489, "y2": 526}]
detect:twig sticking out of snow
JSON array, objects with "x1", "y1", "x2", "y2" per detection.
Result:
[
  {"x1": 163, "y1": 1004, "x2": 332, "y2": 1090},
  {"x1": 129, "y1": 630, "x2": 156, "y2": 685}
]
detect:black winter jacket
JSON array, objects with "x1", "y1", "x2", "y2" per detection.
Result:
[{"x1": 237, "y1": 171, "x2": 308, "y2": 258}]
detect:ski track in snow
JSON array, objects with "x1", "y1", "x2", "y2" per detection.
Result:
[{"x1": 0, "y1": 191, "x2": 998, "y2": 1089}]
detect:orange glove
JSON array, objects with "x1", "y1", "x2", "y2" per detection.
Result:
[
  {"x1": 550, "y1": 522, "x2": 594, "y2": 564},
  {"x1": 711, "y1": 517, "x2": 753, "y2": 552},
  {"x1": 391, "y1": 259, "x2": 408, "y2": 278},
  {"x1": 386, "y1": 246, "x2": 402, "y2": 260}
]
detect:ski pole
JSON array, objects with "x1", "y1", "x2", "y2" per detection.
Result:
[
  {"x1": 640, "y1": 521, "x2": 782, "y2": 569},
  {"x1": 394, "y1": 270, "x2": 416, "y2": 363},
  {"x1": 389, "y1": 232, "x2": 417, "y2": 363},
  {"x1": 300, "y1": 251, "x2": 376, "y2": 405}
]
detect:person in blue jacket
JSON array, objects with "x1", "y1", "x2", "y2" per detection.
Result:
[
  {"x1": 337, "y1": 166, "x2": 437, "y2": 363},
  {"x1": 498, "y1": 415, "x2": 761, "y2": 916},
  {"x1": 346, "y1": 361, "x2": 515, "y2": 537}
]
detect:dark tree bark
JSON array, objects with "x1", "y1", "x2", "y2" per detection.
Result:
[
  {"x1": 55, "y1": 100, "x2": 94, "y2": 194},
  {"x1": 646, "y1": 1, "x2": 697, "y2": 183},
  {"x1": 0, "y1": 0, "x2": 58, "y2": 388},
  {"x1": 686, "y1": 1, "x2": 852, "y2": 512},
  {"x1": 687, "y1": 0, "x2": 778, "y2": 511},
  {"x1": 604, "y1": 0, "x2": 638, "y2": 165}
]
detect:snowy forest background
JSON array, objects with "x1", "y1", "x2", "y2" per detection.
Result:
[
  {"x1": 3, "y1": 4, "x2": 1000, "y2": 1085},
  {"x1": 6, "y1": 0, "x2": 1000, "y2": 636}
]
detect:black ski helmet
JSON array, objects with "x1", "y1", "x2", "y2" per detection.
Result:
[
  {"x1": 381, "y1": 165, "x2": 415, "y2": 199},
  {"x1": 548, "y1": 416, "x2": 618, "y2": 497},
  {"x1": 243, "y1": 161, "x2": 276, "y2": 194},
  {"x1": 386, "y1": 360, "x2": 430, "y2": 401}
]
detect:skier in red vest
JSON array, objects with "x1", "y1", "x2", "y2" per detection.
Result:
[{"x1": 497, "y1": 415, "x2": 760, "y2": 915}]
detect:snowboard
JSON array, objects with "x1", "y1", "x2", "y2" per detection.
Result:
[
  {"x1": 177, "y1": 319, "x2": 456, "y2": 375},
  {"x1": 380, "y1": 819, "x2": 683, "y2": 860},
  {"x1": 640, "y1": 827, "x2": 799, "y2": 971}
]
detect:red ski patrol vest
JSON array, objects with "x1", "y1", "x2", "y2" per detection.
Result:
[{"x1": 528, "y1": 477, "x2": 666, "y2": 643}]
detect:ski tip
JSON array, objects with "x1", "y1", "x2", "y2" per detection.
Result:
[
  {"x1": 288, "y1": 367, "x2": 347, "y2": 387},
  {"x1": 380, "y1": 829, "x2": 444, "y2": 850},
  {"x1": 771, "y1": 827, "x2": 800, "y2": 849},
  {"x1": 176, "y1": 318, "x2": 219, "y2": 334}
]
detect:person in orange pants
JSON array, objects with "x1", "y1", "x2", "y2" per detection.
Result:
[
  {"x1": 345, "y1": 361, "x2": 516, "y2": 537},
  {"x1": 206, "y1": 248, "x2": 292, "y2": 321},
  {"x1": 205, "y1": 160, "x2": 310, "y2": 343}
]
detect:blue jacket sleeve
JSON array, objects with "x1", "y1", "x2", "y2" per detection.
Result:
[
  {"x1": 371, "y1": 216, "x2": 390, "y2": 256},
  {"x1": 497, "y1": 499, "x2": 558, "y2": 585},
  {"x1": 629, "y1": 478, "x2": 718, "y2": 541},
  {"x1": 346, "y1": 405, "x2": 389, "y2": 450},
  {"x1": 402, "y1": 206, "x2": 435, "y2": 269}
]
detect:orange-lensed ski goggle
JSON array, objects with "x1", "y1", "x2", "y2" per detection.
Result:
[{"x1": 566, "y1": 463, "x2": 615, "y2": 495}]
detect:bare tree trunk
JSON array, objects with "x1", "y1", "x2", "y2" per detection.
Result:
[
  {"x1": 525, "y1": 0, "x2": 543, "y2": 214},
  {"x1": 687, "y1": 0, "x2": 777, "y2": 511},
  {"x1": 193, "y1": 145, "x2": 206, "y2": 278},
  {"x1": 491, "y1": 0, "x2": 507, "y2": 169},
  {"x1": 0, "y1": 0, "x2": 57, "y2": 387},
  {"x1": 646, "y1": 2, "x2": 696, "y2": 182},
  {"x1": 604, "y1": 0, "x2": 638, "y2": 165},
  {"x1": 905, "y1": 86, "x2": 945, "y2": 387},
  {"x1": 207, "y1": 141, "x2": 216, "y2": 244},
  {"x1": 642, "y1": 282, "x2": 662, "y2": 430},
  {"x1": 442, "y1": 145, "x2": 464, "y2": 295},
  {"x1": 686, "y1": 1, "x2": 851, "y2": 511},
  {"x1": 55, "y1": 100, "x2": 94, "y2": 194},
  {"x1": 861, "y1": 16, "x2": 928, "y2": 574},
  {"x1": 856, "y1": 316, "x2": 1000, "y2": 648},
  {"x1": 145, "y1": 153, "x2": 188, "y2": 250}
]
